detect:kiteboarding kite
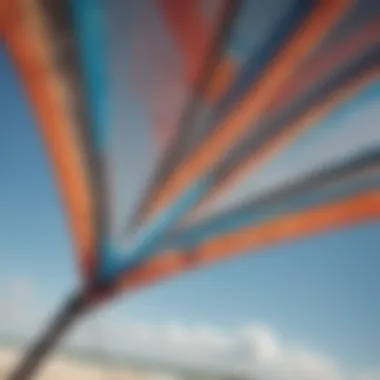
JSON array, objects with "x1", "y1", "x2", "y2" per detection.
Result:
[{"x1": 0, "y1": 0, "x2": 379, "y2": 379}]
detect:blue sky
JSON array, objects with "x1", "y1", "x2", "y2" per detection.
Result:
[{"x1": 1, "y1": 25, "x2": 380, "y2": 379}]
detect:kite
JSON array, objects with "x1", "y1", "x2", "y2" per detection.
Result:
[{"x1": 0, "y1": 0, "x2": 379, "y2": 379}]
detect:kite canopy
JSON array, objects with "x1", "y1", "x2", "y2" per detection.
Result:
[{"x1": 1, "y1": 0, "x2": 380, "y2": 378}]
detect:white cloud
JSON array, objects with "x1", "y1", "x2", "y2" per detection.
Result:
[
  {"x1": 260, "y1": 348, "x2": 342, "y2": 380},
  {"x1": 1, "y1": 284, "x2": 378, "y2": 380},
  {"x1": 73, "y1": 316, "x2": 379, "y2": 380}
]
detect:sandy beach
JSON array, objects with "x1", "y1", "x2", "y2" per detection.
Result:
[{"x1": 0, "y1": 347, "x2": 170, "y2": 380}]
